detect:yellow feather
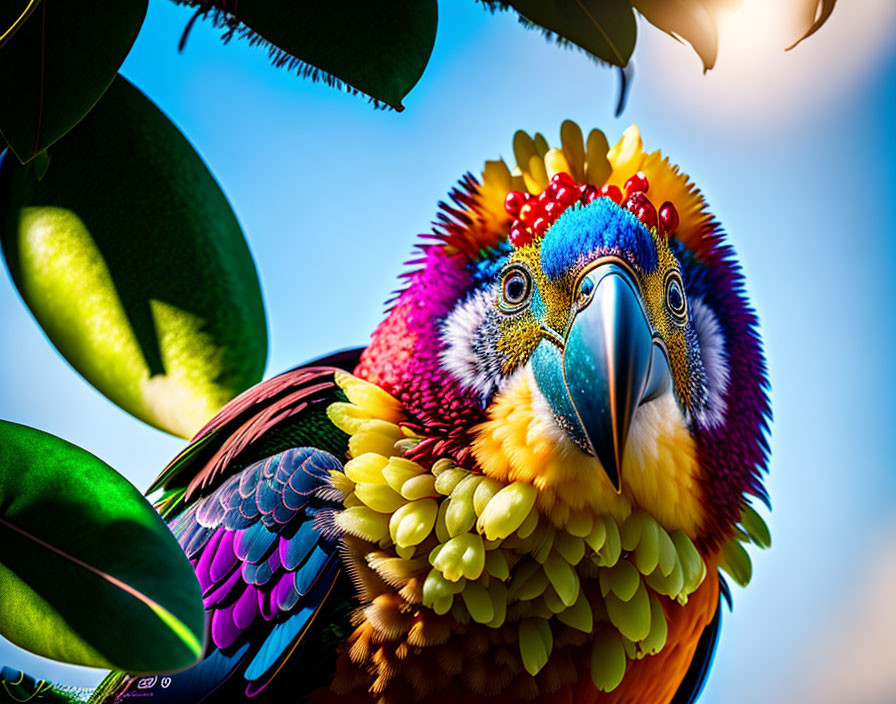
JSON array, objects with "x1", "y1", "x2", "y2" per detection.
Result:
[
  {"x1": 333, "y1": 371, "x2": 402, "y2": 421},
  {"x1": 472, "y1": 368, "x2": 706, "y2": 537}
]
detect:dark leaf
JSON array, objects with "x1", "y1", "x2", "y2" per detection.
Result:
[
  {"x1": 0, "y1": 0, "x2": 147, "y2": 163},
  {"x1": 181, "y1": 0, "x2": 438, "y2": 110},
  {"x1": 0, "y1": 76, "x2": 268, "y2": 439},
  {"x1": 0, "y1": 420, "x2": 205, "y2": 671},
  {"x1": 499, "y1": 0, "x2": 637, "y2": 68},
  {"x1": 787, "y1": 0, "x2": 837, "y2": 49}
]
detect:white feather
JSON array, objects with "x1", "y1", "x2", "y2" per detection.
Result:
[
  {"x1": 690, "y1": 297, "x2": 730, "y2": 428},
  {"x1": 439, "y1": 289, "x2": 500, "y2": 399}
]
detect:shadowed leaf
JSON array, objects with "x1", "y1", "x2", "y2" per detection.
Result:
[
  {"x1": 178, "y1": 0, "x2": 437, "y2": 110},
  {"x1": 0, "y1": 76, "x2": 268, "y2": 439},
  {"x1": 0, "y1": 420, "x2": 205, "y2": 671},
  {"x1": 0, "y1": 0, "x2": 147, "y2": 163},
  {"x1": 486, "y1": 0, "x2": 637, "y2": 68}
]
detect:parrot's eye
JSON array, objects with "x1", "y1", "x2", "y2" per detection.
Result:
[
  {"x1": 500, "y1": 267, "x2": 532, "y2": 311},
  {"x1": 576, "y1": 276, "x2": 595, "y2": 309},
  {"x1": 665, "y1": 272, "x2": 687, "y2": 324}
]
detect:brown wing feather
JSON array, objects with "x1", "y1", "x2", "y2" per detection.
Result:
[{"x1": 148, "y1": 348, "x2": 364, "y2": 502}]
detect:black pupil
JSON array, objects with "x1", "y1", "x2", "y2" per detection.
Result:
[
  {"x1": 506, "y1": 276, "x2": 525, "y2": 302},
  {"x1": 668, "y1": 282, "x2": 683, "y2": 311}
]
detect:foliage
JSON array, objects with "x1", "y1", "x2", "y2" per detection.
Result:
[
  {"x1": 173, "y1": 0, "x2": 438, "y2": 111},
  {"x1": 0, "y1": 76, "x2": 267, "y2": 440},
  {"x1": 0, "y1": 421, "x2": 205, "y2": 672},
  {"x1": 0, "y1": 0, "x2": 148, "y2": 164},
  {"x1": 0, "y1": 0, "x2": 839, "y2": 164}
]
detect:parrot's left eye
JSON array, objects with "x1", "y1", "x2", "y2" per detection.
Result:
[
  {"x1": 665, "y1": 272, "x2": 687, "y2": 324},
  {"x1": 499, "y1": 266, "x2": 533, "y2": 312}
]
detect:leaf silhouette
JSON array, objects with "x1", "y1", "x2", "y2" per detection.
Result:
[
  {"x1": 178, "y1": 0, "x2": 437, "y2": 110},
  {"x1": 495, "y1": 0, "x2": 638, "y2": 68},
  {"x1": 0, "y1": 0, "x2": 147, "y2": 163}
]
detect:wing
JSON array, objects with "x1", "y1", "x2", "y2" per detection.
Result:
[
  {"x1": 148, "y1": 348, "x2": 364, "y2": 507},
  {"x1": 110, "y1": 447, "x2": 346, "y2": 703},
  {"x1": 99, "y1": 353, "x2": 365, "y2": 703},
  {"x1": 669, "y1": 577, "x2": 728, "y2": 704}
]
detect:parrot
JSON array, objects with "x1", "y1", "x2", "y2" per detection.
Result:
[{"x1": 1, "y1": 121, "x2": 771, "y2": 704}]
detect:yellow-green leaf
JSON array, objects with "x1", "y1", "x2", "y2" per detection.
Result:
[{"x1": 0, "y1": 76, "x2": 267, "y2": 438}]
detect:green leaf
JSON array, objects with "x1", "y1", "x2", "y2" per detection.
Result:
[
  {"x1": 0, "y1": 75, "x2": 268, "y2": 439},
  {"x1": 787, "y1": 0, "x2": 837, "y2": 50},
  {"x1": 0, "y1": 420, "x2": 205, "y2": 671},
  {"x1": 718, "y1": 539, "x2": 753, "y2": 588},
  {"x1": 0, "y1": 0, "x2": 148, "y2": 163},
  {"x1": 184, "y1": 0, "x2": 438, "y2": 110},
  {"x1": 739, "y1": 503, "x2": 772, "y2": 549},
  {"x1": 504, "y1": 0, "x2": 637, "y2": 68}
]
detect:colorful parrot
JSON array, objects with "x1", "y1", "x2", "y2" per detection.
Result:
[{"x1": 5, "y1": 121, "x2": 771, "y2": 704}]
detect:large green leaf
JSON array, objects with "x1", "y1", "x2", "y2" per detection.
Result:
[
  {"x1": 0, "y1": 76, "x2": 268, "y2": 439},
  {"x1": 181, "y1": 0, "x2": 438, "y2": 110},
  {"x1": 500, "y1": 0, "x2": 637, "y2": 68},
  {"x1": 0, "y1": 420, "x2": 204, "y2": 672},
  {"x1": 0, "y1": 0, "x2": 148, "y2": 163}
]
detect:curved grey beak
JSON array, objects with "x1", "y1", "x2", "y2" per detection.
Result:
[{"x1": 531, "y1": 263, "x2": 672, "y2": 492}]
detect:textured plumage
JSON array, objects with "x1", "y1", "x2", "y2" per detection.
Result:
[{"x1": 82, "y1": 122, "x2": 770, "y2": 704}]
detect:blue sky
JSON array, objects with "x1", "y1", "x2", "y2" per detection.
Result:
[{"x1": 2, "y1": 1, "x2": 896, "y2": 700}]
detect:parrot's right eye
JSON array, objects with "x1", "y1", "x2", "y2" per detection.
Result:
[
  {"x1": 664, "y1": 271, "x2": 688, "y2": 324},
  {"x1": 499, "y1": 266, "x2": 533, "y2": 312}
]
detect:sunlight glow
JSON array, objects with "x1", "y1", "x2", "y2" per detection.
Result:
[{"x1": 639, "y1": 0, "x2": 896, "y2": 127}]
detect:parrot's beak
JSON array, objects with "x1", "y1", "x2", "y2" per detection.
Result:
[{"x1": 532, "y1": 262, "x2": 672, "y2": 492}]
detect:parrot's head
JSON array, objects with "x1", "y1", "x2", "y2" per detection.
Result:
[{"x1": 356, "y1": 124, "x2": 769, "y2": 550}]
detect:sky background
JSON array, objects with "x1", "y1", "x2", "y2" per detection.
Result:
[{"x1": 2, "y1": 0, "x2": 896, "y2": 701}]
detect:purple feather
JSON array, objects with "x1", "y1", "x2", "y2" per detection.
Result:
[
  {"x1": 273, "y1": 571, "x2": 300, "y2": 612},
  {"x1": 233, "y1": 584, "x2": 259, "y2": 630},
  {"x1": 195, "y1": 528, "x2": 224, "y2": 594},
  {"x1": 209, "y1": 530, "x2": 239, "y2": 583},
  {"x1": 203, "y1": 566, "x2": 243, "y2": 609},
  {"x1": 211, "y1": 602, "x2": 241, "y2": 650}
]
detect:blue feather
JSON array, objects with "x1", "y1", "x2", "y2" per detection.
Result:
[
  {"x1": 279, "y1": 522, "x2": 318, "y2": 571},
  {"x1": 294, "y1": 546, "x2": 330, "y2": 596},
  {"x1": 243, "y1": 611, "x2": 312, "y2": 681},
  {"x1": 541, "y1": 198, "x2": 658, "y2": 279},
  {"x1": 234, "y1": 521, "x2": 277, "y2": 563}
]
